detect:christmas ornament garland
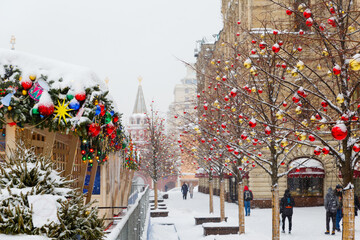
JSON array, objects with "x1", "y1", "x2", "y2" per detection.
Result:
[{"x1": 0, "y1": 64, "x2": 126, "y2": 165}]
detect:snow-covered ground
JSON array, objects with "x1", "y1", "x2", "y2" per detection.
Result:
[{"x1": 149, "y1": 189, "x2": 360, "y2": 240}]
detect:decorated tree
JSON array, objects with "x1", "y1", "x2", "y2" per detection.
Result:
[
  {"x1": 256, "y1": 0, "x2": 360, "y2": 238},
  {"x1": 0, "y1": 143, "x2": 104, "y2": 239},
  {"x1": 138, "y1": 104, "x2": 179, "y2": 209}
]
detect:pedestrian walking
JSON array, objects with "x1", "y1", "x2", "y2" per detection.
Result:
[
  {"x1": 280, "y1": 189, "x2": 295, "y2": 234},
  {"x1": 324, "y1": 187, "x2": 338, "y2": 235},
  {"x1": 181, "y1": 182, "x2": 188, "y2": 200},
  {"x1": 189, "y1": 183, "x2": 194, "y2": 199},
  {"x1": 243, "y1": 185, "x2": 253, "y2": 216},
  {"x1": 335, "y1": 184, "x2": 343, "y2": 232}
]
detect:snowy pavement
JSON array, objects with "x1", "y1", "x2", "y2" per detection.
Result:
[{"x1": 149, "y1": 188, "x2": 360, "y2": 240}]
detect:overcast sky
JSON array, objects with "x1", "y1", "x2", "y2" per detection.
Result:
[{"x1": 0, "y1": 0, "x2": 222, "y2": 124}]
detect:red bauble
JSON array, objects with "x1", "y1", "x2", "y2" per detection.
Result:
[
  {"x1": 333, "y1": 65, "x2": 341, "y2": 75},
  {"x1": 21, "y1": 80, "x2": 32, "y2": 90},
  {"x1": 283, "y1": 102, "x2": 288, "y2": 107},
  {"x1": 251, "y1": 39, "x2": 257, "y2": 44},
  {"x1": 292, "y1": 95, "x2": 300, "y2": 103},
  {"x1": 38, "y1": 104, "x2": 54, "y2": 116},
  {"x1": 258, "y1": 89, "x2": 263, "y2": 94},
  {"x1": 113, "y1": 116, "x2": 119, "y2": 123},
  {"x1": 265, "y1": 126, "x2": 271, "y2": 135},
  {"x1": 297, "y1": 46, "x2": 303, "y2": 52},
  {"x1": 249, "y1": 118, "x2": 257, "y2": 128},
  {"x1": 224, "y1": 96, "x2": 230, "y2": 101},
  {"x1": 201, "y1": 138, "x2": 205, "y2": 143},
  {"x1": 315, "y1": 114, "x2": 322, "y2": 120},
  {"x1": 272, "y1": 44, "x2": 280, "y2": 53},
  {"x1": 203, "y1": 104, "x2": 208, "y2": 110},
  {"x1": 106, "y1": 123, "x2": 116, "y2": 135},
  {"x1": 321, "y1": 101, "x2": 328, "y2": 108},
  {"x1": 75, "y1": 92, "x2": 86, "y2": 101},
  {"x1": 353, "y1": 144, "x2": 360, "y2": 152},
  {"x1": 330, "y1": 7, "x2": 336, "y2": 14},
  {"x1": 303, "y1": 9, "x2": 312, "y2": 18},
  {"x1": 309, "y1": 135, "x2": 315, "y2": 141},
  {"x1": 331, "y1": 124, "x2": 348, "y2": 140},
  {"x1": 328, "y1": 17, "x2": 336, "y2": 27},
  {"x1": 314, "y1": 147, "x2": 321, "y2": 155},
  {"x1": 322, "y1": 147, "x2": 330, "y2": 154},
  {"x1": 281, "y1": 63, "x2": 287, "y2": 68},
  {"x1": 88, "y1": 123, "x2": 101, "y2": 137},
  {"x1": 241, "y1": 134, "x2": 247, "y2": 140},
  {"x1": 273, "y1": 30, "x2": 278, "y2": 35},
  {"x1": 111, "y1": 133, "x2": 116, "y2": 139},
  {"x1": 221, "y1": 123, "x2": 226, "y2": 129},
  {"x1": 319, "y1": 23, "x2": 326, "y2": 31},
  {"x1": 230, "y1": 89, "x2": 237, "y2": 97},
  {"x1": 259, "y1": 41, "x2": 267, "y2": 49},
  {"x1": 286, "y1": 9, "x2": 293, "y2": 15},
  {"x1": 306, "y1": 18, "x2": 313, "y2": 27},
  {"x1": 299, "y1": 29, "x2": 304, "y2": 35}
]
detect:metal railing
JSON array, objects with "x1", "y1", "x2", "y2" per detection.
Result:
[{"x1": 106, "y1": 185, "x2": 149, "y2": 240}]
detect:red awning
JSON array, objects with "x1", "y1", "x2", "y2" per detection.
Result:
[{"x1": 288, "y1": 167, "x2": 325, "y2": 178}]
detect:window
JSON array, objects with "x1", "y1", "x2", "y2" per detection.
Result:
[
  {"x1": 185, "y1": 88, "x2": 190, "y2": 94},
  {"x1": 137, "y1": 118, "x2": 140, "y2": 124},
  {"x1": 288, "y1": 178, "x2": 323, "y2": 197}
]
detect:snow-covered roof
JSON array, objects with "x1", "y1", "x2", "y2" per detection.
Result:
[
  {"x1": 289, "y1": 158, "x2": 323, "y2": 169},
  {"x1": 0, "y1": 49, "x2": 107, "y2": 91}
]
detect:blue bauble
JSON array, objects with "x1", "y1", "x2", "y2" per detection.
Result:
[
  {"x1": 69, "y1": 99, "x2": 80, "y2": 111},
  {"x1": 95, "y1": 105, "x2": 101, "y2": 116}
]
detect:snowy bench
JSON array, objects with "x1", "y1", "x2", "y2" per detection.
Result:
[
  {"x1": 202, "y1": 223, "x2": 238, "y2": 236},
  {"x1": 194, "y1": 217, "x2": 228, "y2": 225},
  {"x1": 150, "y1": 210, "x2": 169, "y2": 217}
]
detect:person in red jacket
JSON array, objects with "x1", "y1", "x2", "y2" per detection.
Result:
[{"x1": 243, "y1": 185, "x2": 253, "y2": 216}]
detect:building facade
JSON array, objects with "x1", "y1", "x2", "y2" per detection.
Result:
[{"x1": 194, "y1": 0, "x2": 360, "y2": 207}]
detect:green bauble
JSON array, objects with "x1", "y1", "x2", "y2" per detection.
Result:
[
  {"x1": 105, "y1": 112, "x2": 112, "y2": 124},
  {"x1": 32, "y1": 108, "x2": 39, "y2": 115},
  {"x1": 66, "y1": 94, "x2": 74, "y2": 101}
]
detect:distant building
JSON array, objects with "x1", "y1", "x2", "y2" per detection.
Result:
[
  {"x1": 128, "y1": 79, "x2": 178, "y2": 191},
  {"x1": 168, "y1": 65, "x2": 198, "y2": 187}
]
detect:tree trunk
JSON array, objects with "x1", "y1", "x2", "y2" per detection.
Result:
[
  {"x1": 271, "y1": 185, "x2": 280, "y2": 240},
  {"x1": 209, "y1": 179, "x2": 214, "y2": 214},
  {"x1": 220, "y1": 180, "x2": 225, "y2": 221},
  {"x1": 238, "y1": 182, "x2": 245, "y2": 234},
  {"x1": 342, "y1": 187, "x2": 355, "y2": 240},
  {"x1": 154, "y1": 181, "x2": 158, "y2": 210}
]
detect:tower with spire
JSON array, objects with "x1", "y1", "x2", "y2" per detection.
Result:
[{"x1": 127, "y1": 77, "x2": 147, "y2": 144}]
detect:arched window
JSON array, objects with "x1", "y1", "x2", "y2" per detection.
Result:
[{"x1": 288, "y1": 158, "x2": 324, "y2": 197}]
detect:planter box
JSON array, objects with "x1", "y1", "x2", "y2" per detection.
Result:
[
  {"x1": 151, "y1": 211, "x2": 169, "y2": 217},
  {"x1": 194, "y1": 217, "x2": 227, "y2": 225},
  {"x1": 203, "y1": 226, "x2": 238, "y2": 236}
]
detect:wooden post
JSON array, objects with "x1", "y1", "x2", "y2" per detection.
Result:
[
  {"x1": 79, "y1": 161, "x2": 88, "y2": 191},
  {"x1": 42, "y1": 132, "x2": 56, "y2": 158},
  {"x1": 123, "y1": 170, "x2": 134, "y2": 206},
  {"x1": 238, "y1": 182, "x2": 245, "y2": 234},
  {"x1": 272, "y1": 185, "x2": 280, "y2": 240},
  {"x1": 220, "y1": 180, "x2": 225, "y2": 221},
  {"x1": 342, "y1": 188, "x2": 355, "y2": 240},
  {"x1": 209, "y1": 179, "x2": 214, "y2": 214},
  {"x1": 5, "y1": 122, "x2": 16, "y2": 161},
  {"x1": 85, "y1": 160, "x2": 99, "y2": 204},
  {"x1": 64, "y1": 136, "x2": 79, "y2": 178},
  {"x1": 154, "y1": 181, "x2": 158, "y2": 210},
  {"x1": 119, "y1": 169, "x2": 130, "y2": 206}
]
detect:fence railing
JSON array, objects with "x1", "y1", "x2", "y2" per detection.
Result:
[{"x1": 106, "y1": 185, "x2": 149, "y2": 240}]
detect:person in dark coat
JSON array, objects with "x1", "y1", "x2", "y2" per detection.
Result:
[
  {"x1": 280, "y1": 189, "x2": 295, "y2": 234},
  {"x1": 243, "y1": 185, "x2": 253, "y2": 216},
  {"x1": 335, "y1": 184, "x2": 343, "y2": 232},
  {"x1": 181, "y1": 183, "x2": 188, "y2": 200},
  {"x1": 355, "y1": 194, "x2": 360, "y2": 216},
  {"x1": 324, "y1": 187, "x2": 339, "y2": 235}
]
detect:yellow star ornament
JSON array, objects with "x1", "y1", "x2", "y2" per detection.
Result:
[{"x1": 53, "y1": 100, "x2": 73, "y2": 124}]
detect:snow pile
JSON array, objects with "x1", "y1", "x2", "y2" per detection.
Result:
[{"x1": 0, "y1": 49, "x2": 106, "y2": 91}]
